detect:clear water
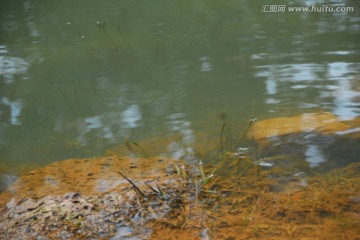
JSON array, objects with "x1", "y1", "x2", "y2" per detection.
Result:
[{"x1": 0, "y1": 0, "x2": 359, "y2": 181}]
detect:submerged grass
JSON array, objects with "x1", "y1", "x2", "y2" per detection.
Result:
[
  {"x1": 218, "y1": 112, "x2": 232, "y2": 154},
  {"x1": 213, "y1": 101, "x2": 263, "y2": 178},
  {"x1": 150, "y1": 109, "x2": 359, "y2": 239},
  {"x1": 148, "y1": 161, "x2": 360, "y2": 240}
]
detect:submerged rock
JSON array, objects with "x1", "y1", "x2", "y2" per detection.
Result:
[
  {"x1": 247, "y1": 112, "x2": 360, "y2": 169},
  {"x1": 248, "y1": 112, "x2": 359, "y2": 144}
]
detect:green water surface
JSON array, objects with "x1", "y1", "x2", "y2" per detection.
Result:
[{"x1": 0, "y1": 0, "x2": 359, "y2": 182}]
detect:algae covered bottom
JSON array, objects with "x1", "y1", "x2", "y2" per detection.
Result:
[{"x1": 0, "y1": 156, "x2": 359, "y2": 239}]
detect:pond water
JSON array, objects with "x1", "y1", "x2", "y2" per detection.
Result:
[{"x1": 0, "y1": 0, "x2": 359, "y2": 183}]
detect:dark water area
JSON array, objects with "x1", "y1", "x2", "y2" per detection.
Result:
[{"x1": 0, "y1": 0, "x2": 359, "y2": 184}]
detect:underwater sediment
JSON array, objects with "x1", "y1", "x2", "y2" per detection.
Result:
[{"x1": 0, "y1": 155, "x2": 359, "y2": 239}]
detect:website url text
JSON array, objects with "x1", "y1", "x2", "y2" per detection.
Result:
[{"x1": 261, "y1": 5, "x2": 355, "y2": 13}]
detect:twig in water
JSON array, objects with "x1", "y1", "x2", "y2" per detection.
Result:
[
  {"x1": 156, "y1": 183, "x2": 167, "y2": 197},
  {"x1": 118, "y1": 171, "x2": 146, "y2": 199},
  {"x1": 144, "y1": 182, "x2": 159, "y2": 194},
  {"x1": 72, "y1": 80, "x2": 82, "y2": 108},
  {"x1": 57, "y1": 87, "x2": 72, "y2": 110},
  {"x1": 124, "y1": 136, "x2": 135, "y2": 154}
]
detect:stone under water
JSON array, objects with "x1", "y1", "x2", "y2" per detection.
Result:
[
  {"x1": 247, "y1": 112, "x2": 360, "y2": 144},
  {"x1": 247, "y1": 112, "x2": 360, "y2": 169}
]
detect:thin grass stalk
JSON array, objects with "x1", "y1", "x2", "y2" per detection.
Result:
[
  {"x1": 72, "y1": 81, "x2": 82, "y2": 108},
  {"x1": 239, "y1": 100, "x2": 256, "y2": 144},
  {"x1": 219, "y1": 123, "x2": 226, "y2": 154}
]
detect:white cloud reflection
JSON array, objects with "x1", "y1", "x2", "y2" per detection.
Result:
[
  {"x1": 0, "y1": 55, "x2": 30, "y2": 83},
  {"x1": 121, "y1": 104, "x2": 142, "y2": 128},
  {"x1": 76, "y1": 104, "x2": 143, "y2": 146},
  {"x1": 1, "y1": 97, "x2": 25, "y2": 125},
  {"x1": 305, "y1": 144, "x2": 326, "y2": 168},
  {"x1": 257, "y1": 62, "x2": 360, "y2": 120},
  {"x1": 256, "y1": 61, "x2": 359, "y2": 168},
  {"x1": 167, "y1": 113, "x2": 195, "y2": 160}
]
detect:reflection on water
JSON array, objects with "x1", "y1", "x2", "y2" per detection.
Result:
[
  {"x1": 76, "y1": 104, "x2": 142, "y2": 146},
  {"x1": 0, "y1": 55, "x2": 30, "y2": 83},
  {"x1": 305, "y1": 144, "x2": 326, "y2": 168},
  {"x1": 0, "y1": 0, "x2": 359, "y2": 178},
  {"x1": 1, "y1": 97, "x2": 24, "y2": 125},
  {"x1": 336, "y1": 126, "x2": 360, "y2": 135},
  {"x1": 167, "y1": 113, "x2": 195, "y2": 160},
  {"x1": 259, "y1": 62, "x2": 360, "y2": 120}
]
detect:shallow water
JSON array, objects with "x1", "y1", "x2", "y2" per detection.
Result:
[{"x1": 0, "y1": 0, "x2": 359, "y2": 179}]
